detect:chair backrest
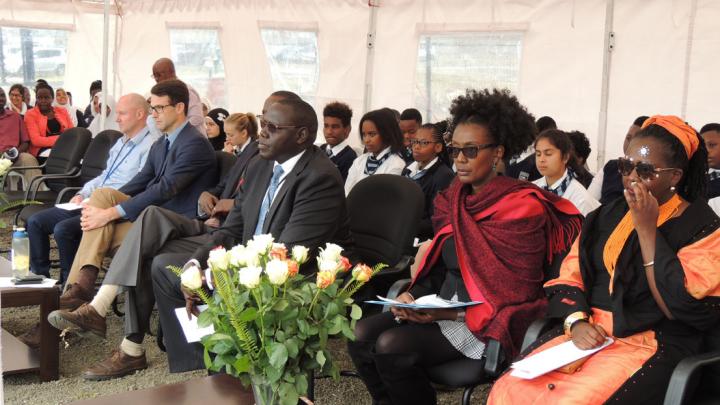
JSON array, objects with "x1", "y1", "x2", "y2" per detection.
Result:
[
  {"x1": 215, "y1": 150, "x2": 238, "y2": 182},
  {"x1": 78, "y1": 130, "x2": 124, "y2": 184},
  {"x1": 346, "y1": 174, "x2": 424, "y2": 266},
  {"x1": 700, "y1": 323, "x2": 720, "y2": 397},
  {"x1": 44, "y1": 127, "x2": 92, "y2": 192}
]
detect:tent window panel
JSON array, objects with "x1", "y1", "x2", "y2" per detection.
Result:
[
  {"x1": 169, "y1": 28, "x2": 226, "y2": 108},
  {"x1": 415, "y1": 32, "x2": 523, "y2": 122},
  {"x1": 0, "y1": 27, "x2": 69, "y2": 88},
  {"x1": 260, "y1": 28, "x2": 319, "y2": 105}
]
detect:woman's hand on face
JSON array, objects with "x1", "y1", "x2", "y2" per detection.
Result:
[
  {"x1": 570, "y1": 321, "x2": 607, "y2": 350},
  {"x1": 625, "y1": 180, "x2": 659, "y2": 233}
]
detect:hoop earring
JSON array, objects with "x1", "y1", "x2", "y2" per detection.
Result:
[{"x1": 670, "y1": 186, "x2": 676, "y2": 192}]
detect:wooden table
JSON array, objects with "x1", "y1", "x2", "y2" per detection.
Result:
[
  {"x1": 69, "y1": 374, "x2": 254, "y2": 405},
  {"x1": 0, "y1": 256, "x2": 60, "y2": 381}
]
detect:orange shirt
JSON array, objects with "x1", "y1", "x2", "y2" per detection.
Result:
[{"x1": 24, "y1": 106, "x2": 74, "y2": 156}]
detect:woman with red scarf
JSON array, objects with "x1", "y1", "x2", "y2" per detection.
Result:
[
  {"x1": 347, "y1": 89, "x2": 582, "y2": 405},
  {"x1": 489, "y1": 116, "x2": 720, "y2": 404}
]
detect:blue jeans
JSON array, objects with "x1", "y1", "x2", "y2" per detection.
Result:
[{"x1": 26, "y1": 207, "x2": 82, "y2": 285}]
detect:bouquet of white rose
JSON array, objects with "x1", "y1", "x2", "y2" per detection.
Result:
[{"x1": 173, "y1": 235, "x2": 385, "y2": 405}]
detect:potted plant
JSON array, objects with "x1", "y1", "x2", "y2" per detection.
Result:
[{"x1": 175, "y1": 235, "x2": 385, "y2": 405}]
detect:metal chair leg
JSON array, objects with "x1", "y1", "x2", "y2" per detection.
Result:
[{"x1": 462, "y1": 386, "x2": 476, "y2": 405}]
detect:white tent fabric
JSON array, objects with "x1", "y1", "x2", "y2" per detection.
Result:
[{"x1": 1, "y1": 0, "x2": 719, "y2": 171}]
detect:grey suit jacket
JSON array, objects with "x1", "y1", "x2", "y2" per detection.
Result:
[{"x1": 192, "y1": 145, "x2": 353, "y2": 266}]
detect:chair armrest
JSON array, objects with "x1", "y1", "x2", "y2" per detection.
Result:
[
  {"x1": 483, "y1": 339, "x2": 505, "y2": 377},
  {"x1": 521, "y1": 318, "x2": 556, "y2": 352},
  {"x1": 55, "y1": 187, "x2": 82, "y2": 204},
  {"x1": 387, "y1": 278, "x2": 411, "y2": 300},
  {"x1": 7, "y1": 163, "x2": 45, "y2": 173},
  {"x1": 377, "y1": 255, "x2": 414, "y2": 278},
  {"x1": 663, "y1": 350, "x2": 720, "y2": 405},
  {"x1": 27, "y1": 169, "x2": 80, "y2": 200}
]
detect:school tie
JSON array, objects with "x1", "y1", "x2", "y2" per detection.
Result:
[
  {"x1": 326, "y1": 147, "x2": 333, "y2": 157},
  {"x1": 544, "y1": 175, "x2": 572, "y2": 197},
  {"x1": 254, "y1": 165, "x2": 285, "y2": 235},
  {"x1": 365, "y1": 153, "x2": 390, "y2": 175},
  {"x1": 709, "y1": 171, "x2": 720, "y2": 181}
]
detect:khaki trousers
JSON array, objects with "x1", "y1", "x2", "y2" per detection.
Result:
[{"x1": 65, "y1": 188, "x2": 132, "y2": 286}]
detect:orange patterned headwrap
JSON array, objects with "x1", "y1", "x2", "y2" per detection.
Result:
[{"x1": 641, "y1": 115, "x2": 699, "y2": 159}]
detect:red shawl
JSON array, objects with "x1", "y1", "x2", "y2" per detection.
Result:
[{"x1": 411, "y1": 176, "x2": 581, "y2": 357}]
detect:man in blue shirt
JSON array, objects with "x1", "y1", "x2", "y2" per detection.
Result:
[{"x1": 26, "y1": 93, "x2": 157, "y2": 286}]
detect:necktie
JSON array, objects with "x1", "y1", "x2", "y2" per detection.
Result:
[
  {"x1": 365, "y1": 153, "x2": 390, "y2": 175},
  {"x1": 326, "y1": 147, "x2": 333, "y2": 157},
  {"x1": 709, "y1": 171, "x2": 720, "y2": 181},
  {"x1": 254, "y1": 165, "x2": 285, "y2": 235},
  {"x1": 544, "y1": 174, "x2": 573, "y2": 197},
  {"x1": 162, "y1": 136, "x2": 170, "y2": 160}
]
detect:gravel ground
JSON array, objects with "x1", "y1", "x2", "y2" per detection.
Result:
[{"x1": 0, "y1": 211, "x2": 491, "y2": 404}]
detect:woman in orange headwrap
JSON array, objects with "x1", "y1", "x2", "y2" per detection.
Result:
[{"x1": 489, "y1": 115, "x2": 720, "y2": 404}]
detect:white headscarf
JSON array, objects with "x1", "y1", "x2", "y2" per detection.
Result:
[
  {"x1": 87, "y1": 92, "x2": 119, "y2": 137},
  {"x1": 53, "y1": 88, "x2": 78, "y2": 126}
]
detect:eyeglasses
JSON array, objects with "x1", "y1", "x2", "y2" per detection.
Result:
[
  {"x1": 260, "y1": 118, "x2": 304, "y2": 134},
  {"x1": 410, "y1": 139, "x2": 438, "y2": 147},
  {"x1": 446, "y1": 143, "x2": 498, "y2": 159},
  {"x1": 150, "y1": 104, "x2": 175, "y2": 114},
  {"x1": 9, "y1": 92, "x2": 22, "y2": 98},
  {"x1": 617, "y1": 157, "x2": 678, "y2": 180}
]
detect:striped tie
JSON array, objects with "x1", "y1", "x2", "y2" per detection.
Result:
[
  {"x1": 365, "y1": 153, "x2": 390, "y2": 175},
  {"x1": 254, "y1": 165, "x2": 285, "y2": 235},
  {"x1": 544, "y1": 175, "x2": 573, "y2": 197},
  {"x1": 709, "y1": 171, "x2": 720, "y2": 181}
]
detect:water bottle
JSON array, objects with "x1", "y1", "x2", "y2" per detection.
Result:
[{"x1": 12, "y1": 227, "x2": 30, "y2": 279}]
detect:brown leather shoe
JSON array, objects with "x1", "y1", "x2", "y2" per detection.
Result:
[
  {"x1": 18, "y1": 323, "x2": 41, "y2": 349},
  {"x1": 47, "y1": 303, "x2": 106, "y2": 338},
  {"x1": 59, "y1": 283, "x2": 94, "y2": 311},
  {"x1": 83, "y1": 349, "x2": 147, "y2": 381}
]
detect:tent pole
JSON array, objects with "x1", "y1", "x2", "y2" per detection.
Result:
[
  {"x1": 363, "y1": 1, "x2": 380, "y2": 114},
  {"x1": 595, "y1": 0, "x2": 615, "y2": 171},
  {"x1": 680, "y1": 0, "x2": 698, "y2": 120},
  {"x1": 100, "y1": 0, "x2": 110, "y2": 132}
]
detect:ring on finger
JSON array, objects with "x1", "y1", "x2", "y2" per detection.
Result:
[{"x1": 394, "y1": 316, "x2": 402, "y2": 324}]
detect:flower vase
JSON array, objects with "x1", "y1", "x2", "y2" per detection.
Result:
[{"x1": 251, "y1": 377, "x2": 278, "y2": 405}]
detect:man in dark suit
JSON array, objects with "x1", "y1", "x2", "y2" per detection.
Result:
[
  {"x1": 320, "y1": 101, "x2": 357, "y2": 181},
  {"x1": 50, "y1": 79, "x2": 216, "y2": 324},
  {"x1": 147, "y1": 97, "x2": 353, "y2": 373}
]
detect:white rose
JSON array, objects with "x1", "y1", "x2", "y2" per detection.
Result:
[
  {"x1": 0, "y1": 158, "x2": 11, "y2": 176},
  {"x1": 319, "y1": 243, "x2": 343, "y2": 263},
  {"x1": 208, "y1": 247, "x2": 230, "y2": 270},
  {"x1": 180, "y1": 266, "x2": 203, "y2": 290},
  {"x1": 318, "y1": 258, "x2": 339, "y2": 273},
  {"x1": 238, "y1": 266, "x2": 263, "y2": 289},
  {"x1": 265, "y1": 259, "x2": 289, "y2": 285},
  {"x1": 291, "y1": 245, "x2": 309, "y2": 264},
  {"x1": 228, "y1": 245, "x2": 247, "y2": 267},
  {"x1": 250, "y1": 234, "x2": 274, "y2": 252}
]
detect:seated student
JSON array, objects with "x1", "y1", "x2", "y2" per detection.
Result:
[
  {"x1": 320, "y1": 101, "x2": 357, "y2": 181},
  {"x1": 87, "y1": 92, "x2": 120, "y2": 137},
  {"x1": 567, "y1": 130, "x2": 594, "y2": 188},
  {"x1": 505, "y1": 115, "x2": 555, "y2": 182},
  {"x1": 54, "y1": 88, "x2": 81, "y2": 127},
  {"x1": 46, "y1": 92, "x2": 305, "y2": 380},
  {"x1": 345, "y1": 108, "x2": 406, "y2": 195},
  {"x1": 83, "y1": 80, "x2": 103, "y2": 127},
  {"x1": 399, "y1": 108, "x2": 422, "y2": 164},
  {"x1": 6, "y1": 84, "x2": 28, "y2": 115},
  {"x1": 588, "y1": 115, "x2": 649, "y2": 204},
  {"x1": 24, "y1": 83, "x2": 74, "y2": 157},
  {"x1": 402, "y1": 122, "x2": 454, "y2": 241},
  {"x1": 701, "y1": 123, "x2": 720, "y2": 215},
  {"x1": 47, "y1": 79, "x2": 216, "y2": 313},
  {"x1": 489, "y1": 116, "x2": 720, "y2": 405},
  {"x1": 0, "y1": 87, "x2": 42, "y2": 188},
  {"x1": 205, "y1": 107, "x2": 228, "y2": 151},
  {"x1": 533, "y1": 129, "x2": 600, "y2": 216},
  {"x1": 26, "y1": 94, "x2": 156, "y2": 285},
  {"x1": 348, "y1": 89, "x2": 582, "y2": 405},
  {"x1": 199, "y1": 112, "x2": 260, "y2": 227}
]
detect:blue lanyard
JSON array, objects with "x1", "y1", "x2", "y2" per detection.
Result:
[{"x1": 101, "y1": 133, "x2": 145, "y2": 185}]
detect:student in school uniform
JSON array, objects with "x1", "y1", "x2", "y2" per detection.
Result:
[
  {"x1": 320, "y1": 101, "x2": 357, "y2": 181},
  {"x1": 533, "y1": 129, "x2": 600, "y2": 216},
  {"x1": 402, "y1": 122, "x2": 455, "y2": 241},
  {"x1": 700, "y1": 123, "x2": 720, "y2": 215},
  {"x1": 344, "y1": 108, "x2": 405, "y2": 195},
  {"x1": 399, "y1": 108, "x2": 422, "y2": 164}
]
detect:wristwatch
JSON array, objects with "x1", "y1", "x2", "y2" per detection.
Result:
[
  {"x1": 563, "y1": 311, "x2": 589, "y2": 336},
  {"x1": 456, "y1": 310, "x2": 466, "y2": 323}
]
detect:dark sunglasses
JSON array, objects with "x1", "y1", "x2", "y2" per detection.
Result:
[
  {"x1": 259, "y1": 118, "x2": 304, "y2": 134},
  {"x1": 617, "y1": 157, "x2": 677, "y2": 180},
  {"x1": 446, "y1": 143, "x2": 497, "y2": 159}
]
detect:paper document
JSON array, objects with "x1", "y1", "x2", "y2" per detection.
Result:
[
  {"x1": 174, "y1": 305, "x2": 214, "y2": 343},
  {"x1": 510, "y1": 337, "x2": 614, "y2": 379},
  {"x1": 365, "y1": 294, "x2": 482, "y2": 309},
  {"x1": 0, "y1": 277, "x2": 58, "y2": 288},
  {"x1": 56, "y1": 198, "x2": 89, "y2": 211},
  {"x1": 39, "y1": 149, "x2": 50, "y2": 158}
]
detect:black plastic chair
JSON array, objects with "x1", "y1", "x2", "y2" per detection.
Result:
[
  {"x1": 664, "y1": 323, "x2": 720, "y2": 404},
  {"x1": 2, "y1": 127, "x2": 92, "y2": 206},
  {"x1": 346, "y1": 174, "x2": 424, "y2": 301},
  {"x1": 15, "y1": 129, "x2": 123, "y2": 226}
]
